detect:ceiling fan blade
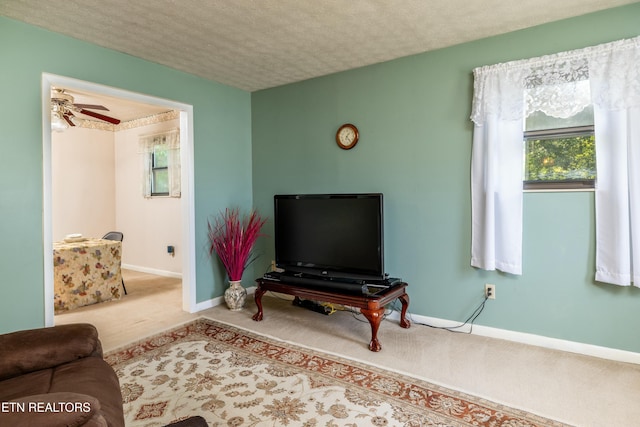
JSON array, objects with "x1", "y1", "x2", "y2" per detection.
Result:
[
  {"x1": 73, "y1": 103, "x2": 109, "y2": 111},
  {"x1": 62, "y1": 113, "x2": 76, "y2": 127},
  {"x1": 80, "y1": 109, "x2": 121, "y2": 125}
]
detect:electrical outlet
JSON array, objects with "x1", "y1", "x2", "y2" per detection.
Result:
[{"x1": 485, "y1": 284, "x2": 496, "y2": 299}]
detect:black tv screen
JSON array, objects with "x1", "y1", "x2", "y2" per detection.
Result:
[{"x1": 274, "y1": 193, "x2": 384, "y2": 281}]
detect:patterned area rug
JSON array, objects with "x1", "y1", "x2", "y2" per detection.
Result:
[{"x1": 105, "y1": 318, "x2": 570, "y2": 427}]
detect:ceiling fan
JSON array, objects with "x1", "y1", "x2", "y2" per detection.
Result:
[{"x1": 50, "y1": 88, "x2": 121, "y2": 131}]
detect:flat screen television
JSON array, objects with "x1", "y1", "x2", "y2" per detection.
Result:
[{"x1": 274, "y1": 193, "x2": 384, "y2": 282}]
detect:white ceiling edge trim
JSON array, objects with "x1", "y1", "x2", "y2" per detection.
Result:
[
  {"x1": 78, "y1": 110, "x2": 180, "y2": 132},
  {"x1": 41, "y1": 73, "x2": 198, "y2": 326}
]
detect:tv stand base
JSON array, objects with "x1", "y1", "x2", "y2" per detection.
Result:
[{"x1": 252, "y1": 279, "x2": 410, "y2": 352}]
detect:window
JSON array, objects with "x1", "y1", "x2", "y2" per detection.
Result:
[
  {"x1": 523, "y1": 88, "x2": 595, "y2": 191},
  {"x1": 470, "y1": 35, "x2": 640, "y2": 284},
  {"x1": 151, "y1": 144, "x2": 169, "y2": 196},
  {"x1": 139, "y1": 129, "x2": 181, "y2": 198},
  {"x1": 523, "y1": 128, "x2": 595, "y2": 190}
]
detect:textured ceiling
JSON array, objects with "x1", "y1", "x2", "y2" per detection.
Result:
[{"x1": 2, "y1": 0, "x2": 638, "y2": 92}]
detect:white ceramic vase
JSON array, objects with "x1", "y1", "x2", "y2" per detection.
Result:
[{"x1": 224, "y1": 280, "x2": 247, "y2": 311}]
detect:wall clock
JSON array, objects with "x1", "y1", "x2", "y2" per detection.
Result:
[{"x1": 336, "y1": 123, "x2": 359, "y2": 150}]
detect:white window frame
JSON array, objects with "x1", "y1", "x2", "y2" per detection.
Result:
[
  {"x1": 523, "y1": 125, "x2": 595, "y2": 192},
  {"x1": 139, "y1": 129, "x2": 181, "y2": 198}
]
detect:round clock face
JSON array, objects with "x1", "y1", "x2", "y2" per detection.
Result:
[{"x1": 336, "y1": 123, "x2": 359, "y2": 150}]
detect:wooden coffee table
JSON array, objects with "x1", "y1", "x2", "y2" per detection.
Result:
[{"x1": 252, "y1": 279, "x2": 410, "y2": 351}]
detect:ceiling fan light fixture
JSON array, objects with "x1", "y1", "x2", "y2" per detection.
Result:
[
  {"x1": 51, "y1": 109, "x2": 68, "y2": 132},
  {"x1": 51, "y1": 88, "x2": 74, "y2": 104},
  {"x1": 50, "y1": 88, "x2": 121, "y2": 126}
]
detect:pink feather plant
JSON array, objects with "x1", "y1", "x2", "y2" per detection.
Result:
[{"x1": 208, "y1": 208, "x2": 267, "y2": 282}]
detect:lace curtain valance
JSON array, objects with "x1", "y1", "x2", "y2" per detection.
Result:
[
  {"x1": 471, "y1": 36, "x2": 640, "y2": 125},
  {"x1": 139, "y1": 129, "x2": 180, "y2": 153}
]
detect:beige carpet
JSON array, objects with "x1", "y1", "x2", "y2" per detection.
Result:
[
  {"x1": 106, "y1": 317, "x2": 571, "y2": 426},
  {"x1": 56, "y1": 270, "x2": 640, "y2": 427}
]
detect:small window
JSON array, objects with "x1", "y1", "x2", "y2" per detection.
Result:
[
  {"x1": 139, "y1": 129, "x2": 180, "y2": 198},
  {"x1": 151, "y1": 144, "x2": 169, "y2": 196},
  {"x1": 523, "y1": 107, "x2": 595, "y2": 190}
]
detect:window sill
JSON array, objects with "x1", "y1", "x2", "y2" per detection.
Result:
[{"x1": 524, "y1": 188, "x2": 594, "y2": 193}]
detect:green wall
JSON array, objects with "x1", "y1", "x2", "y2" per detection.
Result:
[
  {"x1": 3, "y1": 4, "x2": 640, "y2": 353},
  {"x1": 0, "y1": 17, "x2": 252, "y2": 333},
  {"x1": 251, "y1": 3, "x2": 640, "y2": 353}
]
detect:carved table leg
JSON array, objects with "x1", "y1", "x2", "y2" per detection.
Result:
[
  {"x1": 252, "y1": 287, "x2": 267, "y2": 321},
  {"x1": 398, "y1": 293, "x2": 411, "y2": 329},
  {"x1": 361, "y1": 306, "x2": 385, "y2": 352}
]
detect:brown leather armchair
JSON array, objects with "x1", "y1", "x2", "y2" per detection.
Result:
[{"x1": 0, "y1": 323, "x2": 124, "y2": 427}]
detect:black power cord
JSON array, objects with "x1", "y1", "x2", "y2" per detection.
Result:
[{"x1": 387, "y1": 294, "x2": 489, "y2": 334}]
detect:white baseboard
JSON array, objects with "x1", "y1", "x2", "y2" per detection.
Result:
[
  {"x1": 122, "y1": 264, "x2": 182, "y2": 279},
  {"x1": 190, "y1": 288, "x2": 639, "y2": 365},
  {"x1": 386, "y1": 311, "x2": 640, "y2": 365}
]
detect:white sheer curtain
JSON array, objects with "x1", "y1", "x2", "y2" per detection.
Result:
[
  {"x1": 470, "y1": 36, "x2": 640, "y2": 284},
  {"x1": 589, "y1": 39, "x2": 640, "y2": 286},
  {"x1": 470, "y1": 64, "x2": 526, "y2": 274},
  {"x1": 139, "y1": 129, "x2": 181, "y2": 198}
]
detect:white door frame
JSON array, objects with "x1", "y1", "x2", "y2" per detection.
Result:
[{"x1": 42, "y1": 73, "x2": 197, "y2": 325}]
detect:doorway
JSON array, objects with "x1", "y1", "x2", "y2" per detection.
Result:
[{"x1": 42, "y1": 73, "x2": 197, "y2": 326}]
